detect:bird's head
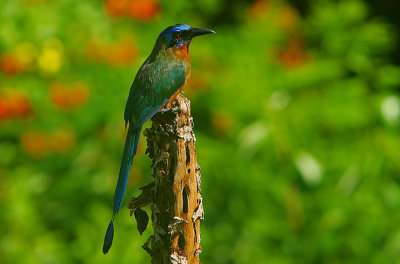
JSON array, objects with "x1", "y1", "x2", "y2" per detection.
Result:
[{"x1": 155, "y1": 24, "x2": 215, "y2": 50}]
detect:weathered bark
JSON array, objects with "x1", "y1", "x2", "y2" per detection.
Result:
[{"x1": 129, "y1": 96, "x2": 203, "y2": 264}]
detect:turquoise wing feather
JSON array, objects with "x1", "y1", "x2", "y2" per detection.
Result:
[{"x1": 124, "y1": 58, "x2": 186, "y2": 128}]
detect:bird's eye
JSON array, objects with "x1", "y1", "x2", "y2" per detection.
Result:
[{"x1": 176, "y1": 33, "x2": 181, "y2": 38}]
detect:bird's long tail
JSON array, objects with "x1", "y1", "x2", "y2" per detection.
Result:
[{"x1": 103, "y1": 125, "x2": 142, "y2": 254}]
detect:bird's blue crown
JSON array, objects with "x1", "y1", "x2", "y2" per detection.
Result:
[
  {"x1": 161, "y1": 24, "x2": 191, "y2": 35},
  {"x1": 159, "y1": 24, "x2": 192, "y2": 48}
]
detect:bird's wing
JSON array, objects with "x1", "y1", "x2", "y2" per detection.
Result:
[{"x1": 124, "y1": 59, "x2": 186, "y2": 128}]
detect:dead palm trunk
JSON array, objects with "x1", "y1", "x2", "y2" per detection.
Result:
[{"x1": 129, "y1": 96, "x2": 203, "y2": 264}]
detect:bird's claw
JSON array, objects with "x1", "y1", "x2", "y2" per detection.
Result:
[{"x1": 158, "y1": 108, "x2": 171, "y2": 113}]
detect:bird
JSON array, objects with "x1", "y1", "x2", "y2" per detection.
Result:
[{"x1": 103, "y1": 24, "x2": 215, "y2": 254}]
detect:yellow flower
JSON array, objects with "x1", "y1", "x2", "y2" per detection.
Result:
[
  {"x1": 38, "y1": 39, "x2": 63, "y2": 74},
  {"x1": 15, "y1": 42, "x2": 37, "y2": 70}
]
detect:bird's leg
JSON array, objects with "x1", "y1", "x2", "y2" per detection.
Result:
[
  {"x1": 159, "y1": 96, "x2": 178, "y2": 112},
  {"x1": 162, "y1": 100, "x2": 175, "y2": 110},
  {"x1": 163, "y1": 87, "x2": 184, "y2": 109}
]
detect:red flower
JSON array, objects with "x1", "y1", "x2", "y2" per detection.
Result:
[
  {"x1": 0, "y1": 53, "x2": 23, "y2": 76},
  {"x1": 8, "y1": 94, "x2": 33, "y2": 118},
  {"x1": 0, "y1": 92, "x2": 33, "y2": 120},
  {"x1": 0, "y1": 98, "x2": 10, "y2": 119}
]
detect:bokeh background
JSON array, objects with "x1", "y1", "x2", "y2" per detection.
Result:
[{"x1": 1, "y1": 0, "x2": 400, "y2": 263}]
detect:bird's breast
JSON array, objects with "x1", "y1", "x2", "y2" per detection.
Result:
[
  {"x1": 165, "y1": 43, "x2": 191, "y2": 79},
  {"x1": 161, "y1": 43, "x2": 192, "y2": 108},
  {"x1": 172, "y1": 42, "x2": 191, "y2": 63}
]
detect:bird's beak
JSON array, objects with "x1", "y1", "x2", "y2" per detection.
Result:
[{"x1": 190, "y1": 27, "x2": 216, "y2": 39}]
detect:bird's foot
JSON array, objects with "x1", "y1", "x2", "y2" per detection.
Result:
[{"x1": 159, "y1": 109, "x2": 171, "y2": 113}]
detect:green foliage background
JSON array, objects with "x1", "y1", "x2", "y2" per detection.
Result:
[{"x1": 1, "y1": 0, "x2": 400, "y2": 263}]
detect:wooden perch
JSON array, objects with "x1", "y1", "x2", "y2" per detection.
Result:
[{"x1": 129, "y1": 96, "x2": 203, "y2": 264}]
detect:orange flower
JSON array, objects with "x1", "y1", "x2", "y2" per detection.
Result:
[
  {"x1": 0, "y1": 53, "x2": 23, "y2": 76},
  {"x1": 85, "y1": 37, "x2": 138, "y2": 66},
  {"x1": 104, "y1": 38, "x2": 138, "y2": 66},
  {"x1": 7, "y1": 94, "x2": 33, "y2": 119},
  {"x1": 49, "y1": 81, "x2": 70, "y2": 109},
  {"x1": 49, "y1": 81, "x2": 90, "y2": 110},
  {"x1": 22, "y1": 130, "x2": 75, "y2": 158},
  {"x1": 0, "y1": 92, "x2": 33, "y2": 120},
  {"x1": 103, "y1": 0, "x2": 130, "y2": 18},
  {"x1": 128, "y1": 0, "x2": 161, "y2": 21},
  {"x1": 21, "y1": 131, "x2": 49, "y2": 159},
  {"x1": 275, "y1": 5, "x2": 298, "y2": 32},
  {"x1": 247, "y1": 0, "x2": 270, "y2": 21},
  {"x1": 212, "y1": 111, "x2": 233, "y2": 134},
  {"x1": 277, "y1": 37, "x2": 310, "y2": 68},
  {"x1": 69, "y1": 82, "x2": 90, "y2": 107},
  {"x1": 47, "y1": 131, "x2": 76, "y2": 153}
]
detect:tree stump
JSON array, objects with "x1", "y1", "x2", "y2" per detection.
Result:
[{"x1": 129, "y1": 96, "x2": 203, "y2": 264}]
